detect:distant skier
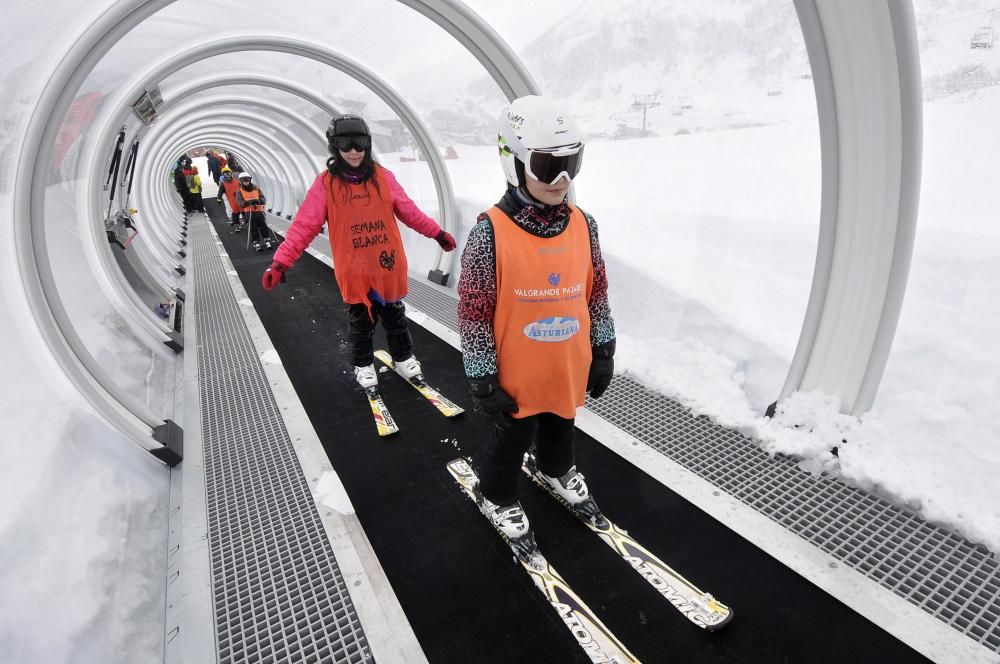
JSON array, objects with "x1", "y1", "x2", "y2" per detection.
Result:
[
  {"x1": 260, "y1": 114, "x2": 456, "y2": 388},
  {"x1": 458, "y1": 95, "x2": 616, "y2": 549},
  {"x1": 236, "y1": 172, "x2": 275, "y2": 251},
  {"x1": 173, "y1": 154, "x2": 195, "y2": 213},
  {"x1": 206, "y1": 150, "x2": 222, "y2": 183},
  {"x1": 186, "y1": 166, "x2": 205, "y2": 213},
  {"x1": 217, "y1": 167, "x2": 244, "y2": 230}
]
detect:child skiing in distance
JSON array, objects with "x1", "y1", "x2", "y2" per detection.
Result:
[
  {"x1": 457, "y1": 95, "x2": 616, "y2": 551},
  {"x1": 260, "y1": 114, "x2": 456, "y2": 388},
  {"x1": 236, "y1": 172, "x2": 275, "y2": 251},
  {"x1": 217, "y1": 167, "x2": 243, "y2": 231}
]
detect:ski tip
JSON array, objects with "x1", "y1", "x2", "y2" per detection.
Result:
[
  {"x1": 446, "y1": 457, "x2": 474, "y2": 471},
  {"x1": 700, "y1": 605, "x2": 734, "y2": 632},
  {"x1": 704, "y1": 609, "x2": 734, "y2": 632}
]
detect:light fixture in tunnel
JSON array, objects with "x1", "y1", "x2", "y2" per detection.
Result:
[{"x1": 131, "y1": 85, "x2": 162, "y2": 126}]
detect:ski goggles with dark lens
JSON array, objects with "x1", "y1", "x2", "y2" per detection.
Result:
[
  {"x1": 332, "y1": 135, "x2": 372, "y2": 152},
  {"x1": 525, "y1": 143, "x2": 584, "y2": 185}
]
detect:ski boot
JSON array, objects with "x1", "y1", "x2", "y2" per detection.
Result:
[
  {"x1": 472, "y1": 482, "x2": 539, "y2": 564},
  {"x1": 354, "y1": 364, "x2": 378, "y2": 389},
  {"x1": 394, "y1": 355, "x2": 422, "y2": 380},
  {"x1": 264, "y1": 237, "x2": 275, "y2": 250},
  {"x1": 526, "y1": 454, "x2": 608, "y2": 528},
  {"x1": 253, "y1": 241, "x2": 262, "y2": 252}
]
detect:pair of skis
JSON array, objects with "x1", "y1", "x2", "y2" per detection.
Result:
[
  {"x1": 446, "y1": 457, "x2": 733, "y2": 663},
  {"x1": 364, "y1": 350, "x2": 464, "y2": 436},
  {"x1": 448, "y1": 458, "x2": 637, "y2": 664}
]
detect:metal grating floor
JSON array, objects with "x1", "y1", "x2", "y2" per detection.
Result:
[
  {"x1": 193, "y1": 219, "x2": 373, "y2": 664},
  {"x1": 403, "y1": 279, "x2": 1000, "y2": 654}
]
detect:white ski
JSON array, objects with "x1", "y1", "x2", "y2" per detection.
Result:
[
  {"x1": 523, "y1": 454, "x2": 733, "y2": 631},
  {"x1": 364, "y1": 386, "x2": 399, "y2": 437},
  {"x1": 447, "y1": 458, "x2": 639, "y2": 664},
  {"x1": 374, "y1": 349, "x2": 464, "y2": 417}
]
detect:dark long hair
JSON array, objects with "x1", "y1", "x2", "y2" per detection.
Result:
[{"x1": 325, "y1": 149, "x2": 384, "y2": 204}]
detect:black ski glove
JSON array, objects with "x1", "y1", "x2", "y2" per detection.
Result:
[
  {"x1": 587, "y1": 339, "x2": 616, "y2": 399},
  {"x1": 468, "y1": 375, "x2": 519, "y2": 430}
]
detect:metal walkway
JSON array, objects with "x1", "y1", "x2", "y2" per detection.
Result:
[{"x1": 192, "y1": 215, "x2": 372, "y2": 664}]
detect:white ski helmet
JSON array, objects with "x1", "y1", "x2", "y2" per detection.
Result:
[
  {"x1": 497, "y1": 95, "x2": 584, "y2": 188},
  {"x1": 237, "y1": 172, "x2": 252, "y2": 182}
]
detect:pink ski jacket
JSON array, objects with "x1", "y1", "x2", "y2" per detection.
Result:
[{"x1": 274, "y1": 168, "x2": 441, "y2": 270}]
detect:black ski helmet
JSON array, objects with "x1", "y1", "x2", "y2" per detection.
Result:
[{"x1": 326, "y1": 115, "x2": 370, "y2": 151}]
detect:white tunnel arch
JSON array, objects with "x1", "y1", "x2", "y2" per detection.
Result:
[
  {"x1": 154, "y1": 94, "x2": 327, "y2": 153},
  {"x1": 147, "y1": 131, "x2": 298, "y2": 221},
  {"x1": 146, "y1": 94, "x2": 325, "y2": 210},
  {"x1": 783, "y1": 0, "x2": 922, "y2": 415},
  {"x1": 146, "y1": 131, "x2": 299, "y2": 237},
  {"x1": 141, "y1": 108, "x2": 317, "y2": 195},
  {"x1": 147, "y1": 129, "x2": 297, "y2": 222},
  {"x1": 86, "y1": 126, "x2": 295, "y2": 343},
  {"x1": 127, "y1": 94, "x2": 322, "y2": 213},
  {"x1": 113, "y1": 115, "x2": 311, "y2": 299},
  {"x1": 124, "y1": 119, "x2": 302, "y2": 266},
  {"x1": 11, "y1": 0, "x2": 925, "y2": 458},
  {"x1": 86, "y1": 33, "x2": 459, "y2": 277},
  {"x1": 11, "y1": 0, "x2": 543, "y2": 449},
  {"x1": 161, "y1": 72, "x2": 342, "y2": 124}
]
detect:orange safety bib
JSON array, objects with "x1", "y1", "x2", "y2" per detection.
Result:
[
  {"x1": 322, "y1": 167, "x2": 408, "y2": 305},
  {"x1": 240, "y1": 184, "x2": 265, "y2": 212},
  {"x1": 488, "y1": 205, "x2": 593, "y2": 419},
  {"x1": 220, "y1": 179, "x2": 241, "y2": 211}
]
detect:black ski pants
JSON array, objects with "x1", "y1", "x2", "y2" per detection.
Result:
[
  {"x1": 477, "y1": 413, "x2": 575, "y2": 506},
  {"x1": 347, "y1": 301, "x2": 413, "y2": 367},
  {"x1": 179, "y1": 189, "x2": 196, "y2": 212},
  {"x1": 247, "y1": 211, "x2": 272, "y2": 243}
]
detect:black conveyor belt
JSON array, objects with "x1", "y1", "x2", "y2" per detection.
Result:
[{"x1": 206, "y1": 199, "x2": 930, "y2": 663}]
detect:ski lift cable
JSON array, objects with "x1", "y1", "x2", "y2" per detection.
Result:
[{"x1": 924, "y1": 5, "x2": 1000, "y2": 29}]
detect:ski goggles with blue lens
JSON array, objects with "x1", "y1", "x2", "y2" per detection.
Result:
[
  {"x1": 332, "y1": 135, "x2": 372, "y2": 152},
  {"x1": 525, "y1": 143, "x2": 584, "y2": 185}
]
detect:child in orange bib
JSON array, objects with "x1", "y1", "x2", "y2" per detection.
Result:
[
  {"x1": 261, "y1": 114, "x2": 456, "y2": 388},
  {"x1": 457, "y1": 96, "x2": 616, "y2": 546}
]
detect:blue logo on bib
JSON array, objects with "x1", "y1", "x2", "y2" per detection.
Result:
[{"x1": 523, "y1": 316, "x2": 579, "y2": 342}]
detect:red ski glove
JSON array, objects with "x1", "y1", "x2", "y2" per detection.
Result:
[
  {"x1": 261, "y1": 261, "x2": 287, "y2": 291},
  {"x1": 435, "y1": 229, "x2": 457, "y2": 252}
]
